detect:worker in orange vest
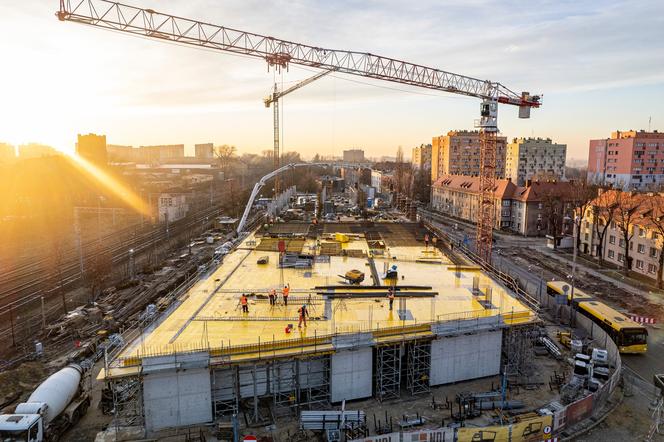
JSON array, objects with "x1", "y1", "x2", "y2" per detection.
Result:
[
  {"x1": 424, "y1": 233, "x2": 430, "y2": 249},
  {"x1": 282, "y1": 284, "x2": 290, "y2": 306},
  {"x1": 268, "y1": 288, "x2": 276, "y2": 306},
  {"x1": 387, "y1": 287, "x2": 395, "y2": 311},
  {"x1": 240, "y1": 294, "x2": 249, "y2": 313},
  {"x1": 298, "y1": 304, "x2": 309, "y2": 328}
]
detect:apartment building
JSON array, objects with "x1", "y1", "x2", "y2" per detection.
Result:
[
  {"x1": 343, "y1": 149, "x2": 365, "y2": 163},
  {"x1": 76, "y1": 133, "x2": 108, "y2": 166},
  {"x1": 587, "y1": 130, "x2": 664, "y2": 190},
  {"x1": 580, "y1": 189, "x2": 663, "y2": 282},
  {"x1": 411, "y1": 143, "x2": 432, "y2": 170},
  {"x1": 431, "y1": 175, "x2": 575, "y2": 236},
  {"x1": 106, "y1": 144, "x2": 185, "y2": 164},
  {"x1": 431, "y1": 130, "x2": 507, "y2": 182},
  {"x1": 505, "y1": 137, "x2": 566, "y2": 185},
  {"x1": 195, "y1": 143, "x2": 214, "y2": 159}
]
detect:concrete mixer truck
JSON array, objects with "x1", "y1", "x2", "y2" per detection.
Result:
[{"x1": 0, "y1": 363, "x2": 90, "y2": 442}]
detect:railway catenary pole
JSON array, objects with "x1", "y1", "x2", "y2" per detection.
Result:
[{"x1": 56, "y1": 0, "x2": 541, "y2": 261}]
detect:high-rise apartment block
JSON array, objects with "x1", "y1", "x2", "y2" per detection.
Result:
[
  {"x1": 431, "y1": 130, "x2": 506, "y2": 182},
  {"x1": 76, "y1": 133, "x2": 108, "y2": 166},
  {"x1": 343, "y1": 149, "x2": 365, "y2": 163},
  {"x1": 505, "y1": 137, "x2": 566, "y2": 185},
  {"x1": 411, "y1": 143, "x2": 432, "y2": 170},
  {"x1": 195, "y1": 143, "x2": 214, "y2": 159},
  {"x1": 588, "y1": 130, "x2": 664, "y2": 189}
]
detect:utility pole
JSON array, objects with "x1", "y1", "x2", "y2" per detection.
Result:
[{"x1": 569, "y1": 214, "x2": 579, "y2": 328}]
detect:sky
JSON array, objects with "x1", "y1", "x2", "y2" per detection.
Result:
[{"x1": 1, "y1": 0, "x2": 663, "y2": 162}]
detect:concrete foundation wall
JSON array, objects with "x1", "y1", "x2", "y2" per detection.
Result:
[
  {"x1": 429, "y1": 330, "x2": 502, "y2": 385},
  {"x1": 144, "y1": 367, "x2": 212, "y2": 432},
  {"x1": 330, "y1": 347, "x2": 373, "y2": 402}
]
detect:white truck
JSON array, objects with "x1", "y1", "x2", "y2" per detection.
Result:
[{"x1": 0, "y1": 364, "x2": 90, "y2": 442}]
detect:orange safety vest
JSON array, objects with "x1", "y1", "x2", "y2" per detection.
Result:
[
  {"x1": 241, "y1": 296, "x2": 248, "y2": 305},
  {"x1": 388, "y1": 291, "x2": 395, "y2": 300},
  {"x1": 283, "y1": 287, "x2": 290, "y2": 296}
]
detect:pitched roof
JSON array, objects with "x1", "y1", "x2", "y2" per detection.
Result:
[
  {"x1": 432, "y1": 174, "x2": 575, "y2": 202},
  {"x1": 432, "y1": 174, "x2": 516, "y2": 199}
]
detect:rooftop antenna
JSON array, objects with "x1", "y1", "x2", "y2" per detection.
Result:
[{"x1": 649, "y1": 116, "x2": 652, "y2": 132}]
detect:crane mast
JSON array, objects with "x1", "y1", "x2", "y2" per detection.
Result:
[
  {"x1": 264, "y1": 69, "x2": 334, "y2": 195},
  {"x1": 57, "y1": 0, "x2": 541, "y2": 262}
]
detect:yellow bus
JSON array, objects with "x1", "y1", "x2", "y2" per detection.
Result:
[{"x1": 546, "y1": 281, "x2": 648, "y2": 354}]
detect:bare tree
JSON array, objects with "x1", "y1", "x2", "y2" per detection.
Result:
[
  {"x1": 643, "y1": 195, "x2": 664, "y2": 288},
  {"x1": 569, "y1": 178, "x2": 597, "y2": 251},
  {"x1": 591, "y1": 190, "x2": 616, "y2": 266},
  {"x1": 214, "y1": 144, "x2": 237, "y2": 175},
  {"x1": 614, "y1": 191, "x2": 643, "y2": 274}
]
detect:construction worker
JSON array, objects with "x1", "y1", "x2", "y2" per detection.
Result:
[
  {"x1": 424, "y1": 233, "x2": 430, "y2": 249},
  {"x1": 268, "y1": 288, "x2": 276, "y2": 306},
  {"x1": 282, "y1": 284, "x2": 290, "y2": 306},
  {"x1": 388, "y1": 287, "x2": 395, "y2": 311},
  {"x1": 298, "y1": 304, "x2": 309, "y2": 328},
  {"x1": 240, "y1": 294, "x2": 249, "y2": 314}
]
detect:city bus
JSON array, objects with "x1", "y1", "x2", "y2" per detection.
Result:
[{"x1": 546, "y1": 280, "x2": 648, "y2": 354}]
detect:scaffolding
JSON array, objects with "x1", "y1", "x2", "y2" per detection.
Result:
[
  {"x1": 212, "y1": 367, "x2": 238, "y2": 417},
  {"x1": 375, "y1": 344, "x2": 402, "y2": 401},
  {"x1": 110, "y1": 376, "x2": 144, "y2": 429},
  {"x1": 502, "y1": 324, "x2": 536, "y2": 383},
  {"x1": 406, "y1": 340, "x2": 431, "y2": 396}
]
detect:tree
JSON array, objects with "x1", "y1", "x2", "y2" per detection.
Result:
[
  {"x1": 613, "y1": 191, "x2": 643, "y2": 274},
  {"x1": 214, "y1": 144, "x2": 236, "y2": 175},
  {"x1": 412, "y1": 167, "x2": 431, "y2": 204},
  {"x1": 643, "y1": 195, "x2": 664, "y2": 288},
  {"x1": 85, "y1": 243, "x2": 113, "y2": 302},
  {"x1": 591, "y1": 190, "x2": 616, "y2": 266},
  {"x1": 45, "y1": 236, "x2": 68, "y2": 314},
  {"x1": 570, "y1": 179, "x2": 598, "y2": 252}
]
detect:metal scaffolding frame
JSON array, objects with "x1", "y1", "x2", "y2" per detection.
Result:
[
  {"x1": 375, "y1": 344, "x2": 401, "y2": 401},
  {"x1": 111, "y1": 375, "x2": 144, "y2": 429},
  {"x1": 502, "y1": 324, "x2": 536, "y2": 382},
  {"x1": 406, "y1": 340, "x2": 431, "y2": 396},
  {"x1": 272, "y1": 359, "x2": 297, "y2": 412},
  {"x1": 212, "y1": 367, "x2": 239, "y2": 417},
  {"x1": 301, "y1": 354, "x2": 331, "y2": 409}
]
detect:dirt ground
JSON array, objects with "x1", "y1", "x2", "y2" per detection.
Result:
[{"x1": 233, "y1": 351, "x2": 568, "y2": 441}]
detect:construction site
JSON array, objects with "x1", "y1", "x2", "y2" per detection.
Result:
[
  {"x1": 0, "y1": 1, "x2": 654, "y2": 441},
  {"x1": 90, "y1": 214, "x2": 551, "y2": 438}
]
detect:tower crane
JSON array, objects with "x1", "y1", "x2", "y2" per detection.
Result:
[
  {"x1": 57, "y1": 0, "x2": 541, "y2": 262},
  {"x1": 264, "y1": 69, "x2": 334, "y2": 195}
]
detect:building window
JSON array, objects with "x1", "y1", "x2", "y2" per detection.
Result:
[
  {"x1": 653, "y1": 232, "x2": 660, "y2": 240},
  {"x1": 639, "y1": 227, "x2": 646, "y2": 238},
  {"x1": 636, "y1": 259, "x2": 644, "y2": 270},
  {"x1": 648, "y1": 263, "x2": 657, "y2": 274},
  {"x1": 611, "y1": 221, "x2": 616, "y2": 230},
  {"x1": 629, "y1": 242, "x2": 634, "y2": 251},
  {"x1": 650, "y1": 247, "x2": 658, "y2": 258},
  {"x1": 637, "y1": 244, "x2": 645, "y2": 254},
  {"x1": 609, "y1": 235, "x2": 615, "y2": 244},
  {"x1": 619, "y1": 238, "x2": 625, "y2": 248},
  {"x1": 618, "y1": 253, "x2": 624, "y2": 262},
  {"x1": 608, "y1": 250, "x2": 615, "y2": 259}
]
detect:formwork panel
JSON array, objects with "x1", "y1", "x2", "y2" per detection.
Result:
[
  {"x1": 430, "y1": 330, "x2": 502, "y2": 386},
  {"x1": 239, "y1": 365, "x2": 269, "y2": 398},
  {"x1": 330, "y1": 348, "x2": 372, "y2": 402},
  {"x1": 143, "y1": 368, "x2": 212, "y2": 432}
]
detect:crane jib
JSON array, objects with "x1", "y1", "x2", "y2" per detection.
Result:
[{"x1": 57, "y1": 0, "x2": 540, "y2": 107}]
